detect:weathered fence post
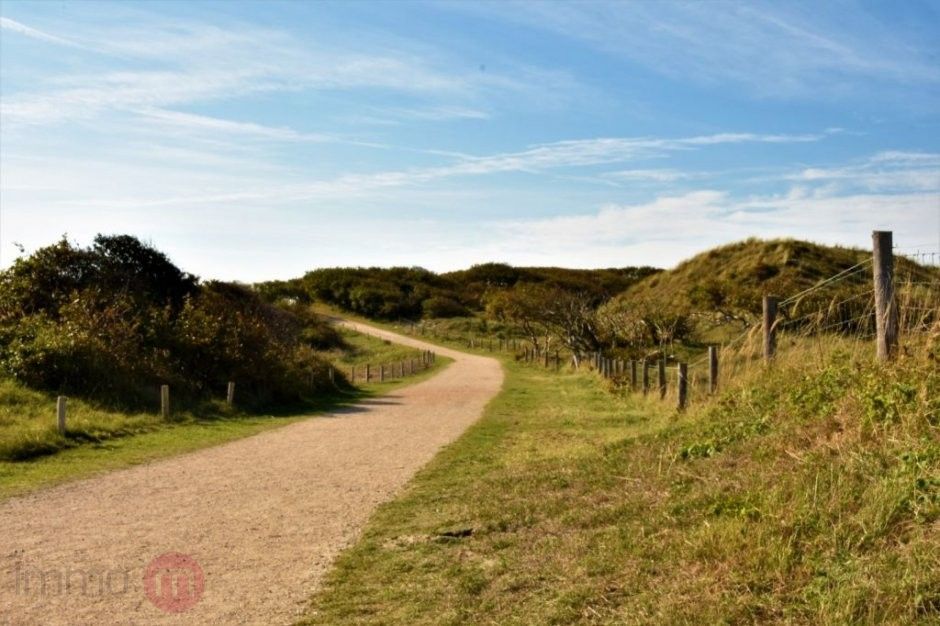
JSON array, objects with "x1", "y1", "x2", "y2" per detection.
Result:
[
  {"x1": 226, "y1": 381, "x2": 235, "y2": 404},
  {"x1": 329, "y1": 366, "x2": 335, "y2": 385},
  {"x1": 642, "y1": 360, "x2": 650, "y2": 395},
  {"x1": 658, "y1": 358, "x2": 667, "y2": 400},
  {"x1": 160, "y1": 384, "x2": 170, "y2": 419},
  {"x1": 708, "y1": 346, "x2": 718, "y2": 394},
  {"x1": 57, "y1": 396, "x2": 67, "y2": 435},
  {"x1": 366, "y1": 363, "x2": 371, "y2": 382},
  {"x1": 763, "y1": 295, "x2": 778, "y2": 362},
  {"x1": 677, "y1": 363, "x2": 688, "y2": 410},
  {"x1": 555, "y1": 349, "x2": 561, "y2": 371},
  {"x1": 630, "y1": 360, "x2": 638, "y2": 391},
  {"x1": 872, "y1": 230, "x2": 898, "y2": 361},
  {"x1": 543, "y1": 351, "x2": 549, "y2": 368},
  {"x1": 380, "y1": 364, "x2": 385, "y2": 382}
]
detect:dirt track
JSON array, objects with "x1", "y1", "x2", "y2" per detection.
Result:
[{"x1": 0, "y1": 321, "x2": 502, "y2": 625}]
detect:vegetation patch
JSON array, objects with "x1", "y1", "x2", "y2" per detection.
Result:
[{"x1": 301, "y1": 341, "x2": 938, "y2": 625}]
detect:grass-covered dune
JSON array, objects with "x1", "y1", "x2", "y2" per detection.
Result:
[
  {"x1": 610, "y1": 238, "x2": 937, "y2": 323},
  {"x1": 301, "y1": 332, "x2": 939, "y2": 625}
]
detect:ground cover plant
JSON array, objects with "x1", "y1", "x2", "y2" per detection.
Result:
[{"x1": 301, "y1": 332, "x2": 939, "y2": 625}]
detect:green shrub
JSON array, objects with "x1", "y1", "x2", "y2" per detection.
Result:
[{"x1": 0, "y1": 236, "x2": 340, "y2": 409}]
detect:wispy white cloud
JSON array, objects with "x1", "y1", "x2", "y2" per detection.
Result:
[
  {"x1": 0, "y1": 15, "x2": 563, "y2": 128},
  {"x1": 489, "y1": 187, "x2": 938, "y2": 269},
  {"x1": 0, "y1": 16, "x2": 85, "y2": 48},
  {"x1": 602, "y1": 169, "x2": 690, "y2": 183},
  {"x1": 450, "y1": 1, "x2": 940, "y2": 99},
  {"x1": 784, "y1": 151, "x2": 940, "y2": 192},
  {"x1": 16, "y1": 129, "x2": 829, "y2": 211}
]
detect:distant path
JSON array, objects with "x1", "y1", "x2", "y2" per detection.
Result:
[{"x1": 0, "y1": 320, "x2": 503, "y2": 625}]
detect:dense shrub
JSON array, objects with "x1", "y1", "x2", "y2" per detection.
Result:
[
  {"x1": 422, "y1": 296, "x2": 469, "y2": 318},
  {"x1": 258, "y1": 264, "x2": 659, "y2": 321},
  {"x1": 0, "y1": 236, "x2": 342, "y2": 408}
]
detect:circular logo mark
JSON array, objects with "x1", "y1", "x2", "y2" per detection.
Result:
[{"x1": 143, "y1": 552, "x2": 205, "y2": 613}]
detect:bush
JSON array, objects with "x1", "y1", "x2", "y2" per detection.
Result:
[
  {"x1": 0, "y1": 236, "x2": 339, "y2": 409},
  {"x1": 422, "y1": 296, "x2": 469, "y2": 318}
]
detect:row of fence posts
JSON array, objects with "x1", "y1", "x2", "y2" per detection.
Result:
[
  {"x1": 55, "y1": 376, "x2": 251, "y2": 434},
  {"x1": 55, "y1": 347, "x2": 438, "y2": 432},
  {"x1": 592, "y1": 230, "x2": 904, "y2": 411},
  {"x1": 53, "y1": 363, "x2": 351, "y2": 433},
  {"x1": 467, "y1": 337, "x2": 529, "y2": 352},
  {"x1": 349, "y1": 350, "x2": 436, "y2": 384},
  {"x1": 591, "y1": 349, "x2": 711, "y2": 412}
]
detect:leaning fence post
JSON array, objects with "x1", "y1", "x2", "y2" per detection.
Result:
[
  {"x1": 763, "y1": 295, "x2": 778, "y2": 362},
  {"x1": 160, "y1": 384, "x2": 170, "y2": 419},
  {"x1": 872, "y1": 230, "x2": 898, "y2": 361},
  {"x1": 708, "y1": 346, "x2": 718, "y2": 394},
  {"x1": 56, "y1": 396, "x2": 67, "y2": 435},
  {"x1": 657, "y1": 358, "x2": 667, "y2": 399},
  {"x1": 677, "y1": 363, "x2": 688, "y2": 410},
  {"x1": 226, "y1": 381, "x2": 235, "y2": 404}
]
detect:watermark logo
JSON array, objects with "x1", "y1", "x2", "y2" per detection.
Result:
[{"x1": 143, "y1": 552, "x2": 204, "y2": 613}]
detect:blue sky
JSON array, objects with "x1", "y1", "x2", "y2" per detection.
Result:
[{"x1": 1, "y1": 0, "x2": 939, "y2": 281}]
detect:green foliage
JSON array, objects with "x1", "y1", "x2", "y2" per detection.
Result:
[
  {"x1": 0, "y1": 236, "x2": 342, "y2": 410},
  {"x1": 421, "y1": 295, "x2": 469, "y2": 318},
  {"x1": 261, "y1": 263, "x2": 660, "y2": 321},
  {"x1": 303, "y1": 344, "x2": 939, "y2": 625}
]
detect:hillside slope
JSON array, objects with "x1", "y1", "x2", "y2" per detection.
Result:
[
  {"x1": 612, "y1": 238, "x2": 876, "y2": 321},
  {"x1": 302, "y1": 333, "x2": 939, "y2": 625}
]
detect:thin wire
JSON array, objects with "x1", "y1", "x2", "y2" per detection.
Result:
[{"x1": 779, "y1": 258, "x2": 873, "y2": 306}]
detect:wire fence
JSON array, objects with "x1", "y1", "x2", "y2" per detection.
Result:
[{"x1": 399, "y1": 233, "x2": 939, "y2": 413}]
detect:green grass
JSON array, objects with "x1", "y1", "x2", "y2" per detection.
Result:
[
  {"x1": 0, "y1": 326, "x2": 450, "y2": 500},
  {"x1": 300, "y1": 336, "x2": 939, "y2": 625}
]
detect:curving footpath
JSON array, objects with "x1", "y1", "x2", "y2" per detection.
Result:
[{"x1": 0, "y1": 320, "x2": 503, "y2": 625}]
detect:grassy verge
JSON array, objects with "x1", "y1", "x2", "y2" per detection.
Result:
[
  {"x1": 0, "y1": 326, "x2": 450, "y2": 500},
  {"x1": 301, "y1": 338, "x2": 938, "y2": 624}
]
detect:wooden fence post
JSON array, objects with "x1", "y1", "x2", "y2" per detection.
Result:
[
  {"x1": 555, "y1": 350, "x2": 561, "y2": 371},
  {"x1": 872, "y1": 230, "x2": 898, "y2": 361},
  {"x1": 763, "y1": 295, "x2": 778, "y2": 362},
  {"x1": 677, "y1": 363, "x2": 688, "y2": 410},
  {"x1": 642, "y1": 360, "x2": 650, "y2": 395},
  {"x1": 160, "y1": 384, "x2": 170, "y2": 419},
  {"x1": 380, "y1": 364, "x2": 385, "y2": 382},
  {"x1": 366, "y1": 363, "x2": 371, "y2": 382},
  {"x1": 57, "y1": 396, "x2": 67, "y2": 435},
  {"x1": 630, "y1": 360, "x2": 638, "y2": 391},
  {"x1": 226, "y1": 381, "x2": 235, "y2": 404},
  {"x1": 329, "y1": 367, "x2": 335, "y2": 385},
  {"x1": 708, "y1": 346, "x2": 718, "y2": 394},
  {"x1": 658, "y1": 358, "x2": 667, "y2": 400}
]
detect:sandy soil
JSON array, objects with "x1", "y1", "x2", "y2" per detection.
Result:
[{"x1": 0, "y1": 320, "x2": 502, "y2": 625}]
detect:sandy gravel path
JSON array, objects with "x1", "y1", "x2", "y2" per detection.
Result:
[{"x1": 1, "y1": 320, "x2": 502, "y2": 625}]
